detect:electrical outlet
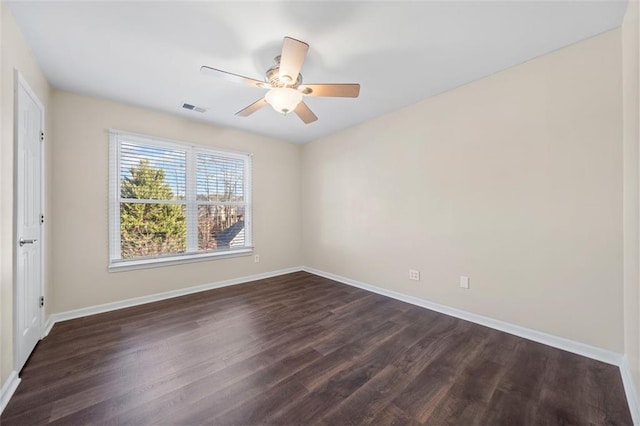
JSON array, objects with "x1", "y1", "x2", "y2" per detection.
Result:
[
  {"x1": 254, "y1": 254, "x2": 260, "y2": 263},
  {"x1": 460, "y1": 276, "x2": 470, "y2": 289},
  {"x1": 409, "y1": 269, "x2": 420, "y2": 281}
]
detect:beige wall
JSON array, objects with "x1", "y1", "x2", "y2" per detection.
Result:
[
  {"x1": 623, "y1": 0, "x2": 640, "y2": 404},
  {"x1": 49, "y1": 91, "x2": 302, "y2": 313},
  {"x1": 0, "y1": 6, "x2": 52, "y2": 385},
  {"x1": 301, "y1": 29, "x2": 624, "y2": 352}
]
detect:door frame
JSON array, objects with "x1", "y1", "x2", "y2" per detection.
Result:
[{"x1": 13, "y1": 69, "x2": 46, "y2": 372}]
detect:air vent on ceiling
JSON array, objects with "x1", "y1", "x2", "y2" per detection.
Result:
[{"x1": 182, "y1": 103, "x2": 206, "y2": 113}]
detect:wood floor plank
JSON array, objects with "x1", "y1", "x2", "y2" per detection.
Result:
[
  {"x1": 275, "y1": 322, "x2": 471, "y2": 425},
  {"x1": 319, "y1": 317, "x2": 486, "y2": 425},
  {"x1": 47, "y1": 333, "x2": 299, "y2": 424},
  {"x1": 1, "y1": 271, "x2": 632, "y2": 425},
  {"x1": 366, "y1": 402, "x2": 421, "y2": 426}
]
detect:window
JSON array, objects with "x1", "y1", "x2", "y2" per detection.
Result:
[{"x1": 109, "y1": 131, "x2": 252, "y2": 269}]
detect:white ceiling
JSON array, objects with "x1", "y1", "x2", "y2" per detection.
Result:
[{"x1": 7, "y1": 1, "x2": 628, "y2": 144}]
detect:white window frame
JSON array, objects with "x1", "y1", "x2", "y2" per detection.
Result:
[{"x1": 108, "y1": 130, "x2": 253, "y2": 271}]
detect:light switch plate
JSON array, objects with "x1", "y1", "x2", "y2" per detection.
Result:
[{"x1": 460, "y1": 276, "x2": 470, "y2": 289}]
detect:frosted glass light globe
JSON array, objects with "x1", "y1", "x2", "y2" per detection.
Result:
[{"x1": 265, "y1": 87, "x2": 303, "y2": 114}]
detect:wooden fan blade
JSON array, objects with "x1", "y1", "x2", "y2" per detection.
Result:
[
  {"x1": 279, "y1": 37, "x2": 309, "y2": 84},
  {"x1": 299, "y1": 84, "x2": 360, "y2": 98},
  {"x1": 294, "y1": 101, "x2": 318, "y2": 124},
  {"x1": 236, "y1": 98, "x2": 268, "y2": 117},
  {"x1": 201, "y1": 66, "x2": 269, "y2": 89}
]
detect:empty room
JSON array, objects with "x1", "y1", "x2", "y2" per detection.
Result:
[{"x1": 1, "y1": 0, "x2": 640, "y2": 424}]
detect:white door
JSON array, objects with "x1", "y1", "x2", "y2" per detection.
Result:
[{"x1": 15, "y1": 73, "x2": 44, "y2": 372}]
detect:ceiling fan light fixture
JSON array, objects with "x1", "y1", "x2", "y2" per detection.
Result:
[
  {"x1": 201, "y1": 37, "x2": 359, "y2": 124},
  {"x1": 265, "y1": 87, "x2": 303, "y2": 114}
]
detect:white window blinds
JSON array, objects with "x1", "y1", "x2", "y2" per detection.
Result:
[{"x1": 109, "y1": 131, "x2": 252, "y2": 267}]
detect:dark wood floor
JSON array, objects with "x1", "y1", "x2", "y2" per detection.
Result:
[{"x1": 1, "y1": 271, "x2": 632, "y2": 425}]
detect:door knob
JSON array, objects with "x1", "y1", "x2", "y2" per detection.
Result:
[{"x1": 19, "y1": 238, "x2": 37, "y2": 247}]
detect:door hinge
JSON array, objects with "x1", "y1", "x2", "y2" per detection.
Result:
[
  {"x1": 39, "y1": 296, "x2": 44, "y2": 308},
  {"x1": 40, "y1": 131, "x2": 44, "y2": 142},
  {"x1": 40, "y1": 214, "x2": 44, "y2": 224}
]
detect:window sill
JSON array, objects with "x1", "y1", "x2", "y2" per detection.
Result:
[{"x1": 108, "y1": 248, "x2": 254, "y2": 272}]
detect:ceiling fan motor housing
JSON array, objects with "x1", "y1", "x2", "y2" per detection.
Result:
[{"x1": 266, "y1": 56, "x2": 303, "y2": 88}]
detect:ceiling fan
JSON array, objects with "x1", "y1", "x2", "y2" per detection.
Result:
[{"x1": 201, "y1": 37, "x2": 360, "y2": 124}]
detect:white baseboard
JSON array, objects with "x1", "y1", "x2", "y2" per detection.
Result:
[
  {"x1": 43, "y1": 315, "x2": 55, "y2": 337},
  {"x1": 302, "y1": 266, "x2": 623, "y2": 366},
  {"x1": 0, "y1": 371, "x2": 21, "y2": 416},
  {"x1": 43, "y1": 266, "x2": 303, "y2": 335},
  {"x1": 43, "y1": 264, "x2": 624, "y2": 366},
  {"x1": 621, "y1": 356, "x2": 640, "y2": 425},
  {"x1": 33, "y1": 264, "x2": 639, "y2": 424},
  {"x1": 303, "y1": 266, "x2": 640, "y2": 424}
]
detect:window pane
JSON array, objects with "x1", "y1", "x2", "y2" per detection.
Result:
[
  {"x1": 198, "y1": 205, "x2": 245, "y2": 250},
  {"x1": 120, "y1": 142, "x2": 186, "y2": 200},
  {"x1": 197, "y1": 153, "x2": 244, "y2": 202},
  {"x1": 120, "y1": 202, "x2": 187, "y2": 259},
  {"x1": 111, "y1": 132, "x2": 252, "y2": 265}
]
